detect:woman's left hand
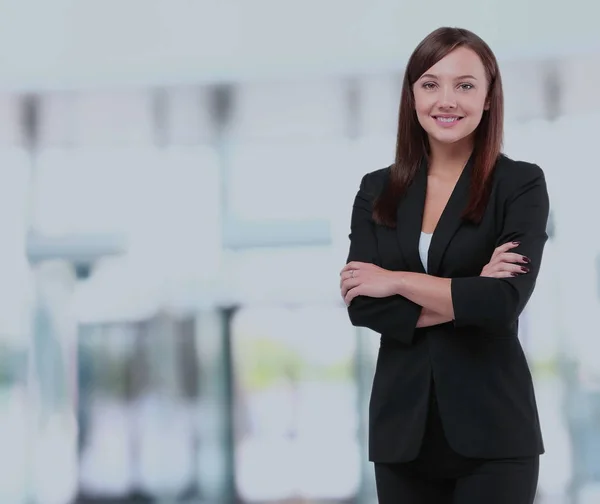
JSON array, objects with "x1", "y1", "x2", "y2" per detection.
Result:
[{"x1": 340, "y1": 262, "x2": 400, "y2": 305}]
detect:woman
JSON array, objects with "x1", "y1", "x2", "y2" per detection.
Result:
[{"x1": 340, "y1": 27, "x2": 549, "y2": 503}]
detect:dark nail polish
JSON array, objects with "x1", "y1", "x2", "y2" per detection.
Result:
[
  {"x1": 511, "y1": 273, "x2": 518, "y2": 277},
  {"x1": 512, "y1": 241, "x2": 520, "y2": 245},
  {"x1": 522, "y1": 256, "x2": 531, "y2": 263},
  {"x1": 521, "y1": 266, "x2": 529, "y2": 273}
]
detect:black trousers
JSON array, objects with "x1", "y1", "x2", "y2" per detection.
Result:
[{"x1": 374, "y1": 386, "x2": 539, "y2": 504}]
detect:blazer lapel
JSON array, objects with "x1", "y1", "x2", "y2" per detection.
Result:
[
  {"x1": 396, "y1": 158, "x2": 428, "y2": 274},
  {"x1": 426, "y1": 157, "x2": 474, "y2": 276}
]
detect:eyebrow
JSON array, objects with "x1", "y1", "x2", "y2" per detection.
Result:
[{"x1": 420, "y1": 73, "x2": 478, "y2": 80}]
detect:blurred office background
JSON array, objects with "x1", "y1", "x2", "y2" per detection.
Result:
[{"x1": 1, "y1": 1, "x2": 600, "y2": 504}]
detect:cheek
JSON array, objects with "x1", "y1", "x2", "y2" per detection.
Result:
[
  {"x1": 414, "y1": 96, "x2": 434, "y2": 126},
  {"x1": 415, "y1": 110, "x2": 432, "y2": 132},
  {"x1": 464, "y1": 95, "x2": 488, "y2": 116},
  {"x1": 463, "y1": 108, "x2": 485, "y2": 132},
  {"x1": 413, "y1": 92, "x2": 432, "y2": 116}
]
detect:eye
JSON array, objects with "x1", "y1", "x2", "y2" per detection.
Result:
[
  {"x1": 459, "y1": 83, "x2": 474, "y2": 91},
  {"x1": 422, "y1": 82, "x2": 437, "y2": 90}
]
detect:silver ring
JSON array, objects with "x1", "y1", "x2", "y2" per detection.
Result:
[{"x1": 351, "y1": 270, "x2": 355, "y2": 278}]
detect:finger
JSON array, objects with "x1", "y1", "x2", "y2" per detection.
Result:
[
  {"x1": 342, "y1": 261, "x2": 374, "y2": 274},
  {"x1": 486, "y1": 262, "x2": 529, "y2": 277},
  {"x1": 341, "y1": 277, "x2": 361, "y2": 298},
  {"x1": 341, "y1": 262, "x2": 364, "y2": 273},
  {"x1": 498, "y1": 252, "x2": 531, "y2": 264},
  {"x1": 483, "y1": 266, "x2": 525, "y2": 278},
  {"x1": 339, "y1": 270, "x2": 354, "y2": 288},
  {"x1": 344, "y1": 286, "x2": 361, "y2": 305},
  {"x1": 498, "y1": 262, "x2": 530, "y2": 274},
  {"x1": 486, "y1": 271, "x2": 518, "y2": 279},
  {"x1": 339, "y1": 270, "x2": 358, "y2": 289},
  {"x1": 493, "y1": 241, "x2": 520, "y2": 257},
  {"x1": 492, "y1": 241, "x2": 520, "y2": 258}
]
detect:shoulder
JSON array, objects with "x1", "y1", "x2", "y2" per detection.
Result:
[
  {"x1": 358, "y1": 166, "x2": 391, "y2": 197},
  {"x1": 493, "y1": 154, "x2": 546, "y2": 184},
  {"x1": 493, "y1": 154, "x2": 547, "y2": 196}
]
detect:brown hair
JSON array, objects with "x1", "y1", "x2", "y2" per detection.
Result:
[{"x1": 373, "y1": 27, "x2": 504, "y2": 227}]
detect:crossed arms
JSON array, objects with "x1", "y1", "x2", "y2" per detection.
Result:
[{"x1": 342, "y1": 166, "x2": 549, "y2": 344}]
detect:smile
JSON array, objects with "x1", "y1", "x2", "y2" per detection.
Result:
[{"x1": 432, "y1": 115, "x2": 463, "y2": 127}]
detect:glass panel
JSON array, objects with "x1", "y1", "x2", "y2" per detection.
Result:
[
  {"x1": 32, "y1": 147, "x2": 158, "y2": 237},
  {"x1": 194, "y1": 309, "x2": 235, "y2": 503},
  {"x1": 39, "y1": 93, "x2": 76, "y2": 148},
  {"x1": 0, "y1": 336, "x2": 29, "y2": 503},
  {"x1": 229, "y1": 141, "x2": 349, "y2": 222},
  {"x1": 0, "y1": 95, "x2": 22, "y2": 146},
  {"x1": 166, "y1": 87, "x2": 214, "y2": 145},
  {"x1": 0, "y1": 148, "x2": 32, "y2": 337},
  {"x1": 134, "y1": 314, "x2": 197, "y2": 498},
  {"x1": 0, "y1": 148, "x2": 33, "y2": 504},
  {"x1": 361, "y1": 75, "x2": 401, "y2": 138},
  {"x1": 34, "y1": 146, "x2": 220, "y2": 279},
  {"x1": 30, "y1": 262, "x2": 78, "y2": 504},
  {"x1": 73, "y1": 90, "x2": 154, "y2": 147},
  {"x1": 222, "y1": 247, "x2": 341, "y2": 306},
  {"x1": 78, "y1": 314, "x2": 201, "y2": 501},
  {"x1": 235, "y1": 80, "x2": 347, "y2": 141},
  {"x1": 78, "y1": 323, "x2": 137, "y2": 498},
  {"x1": 232, "y1": 305, "x2": 360, "y2": 502}
]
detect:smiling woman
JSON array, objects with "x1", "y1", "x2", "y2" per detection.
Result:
[
  {"x1": 374, "y1": 28, "x2": 503, "y2": 230},
  {"x1": 415, "y1": 49, "x2": 488, "y2": 140},
  {"x1": 340, "y1": 27, "x2": 548, "y2": 504}
]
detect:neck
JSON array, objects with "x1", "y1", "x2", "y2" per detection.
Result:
[{"x1": 427, "y1": 137, "x2": 474, "y2": 178}]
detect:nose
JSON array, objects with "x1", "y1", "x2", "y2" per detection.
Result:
[{"x1": 438, "y1": 86, "x2": 457, "y2": 109}]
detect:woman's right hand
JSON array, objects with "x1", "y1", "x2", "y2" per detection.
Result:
[{"x1": 480, "y1": 241, "x2": 531, "y2": 278}]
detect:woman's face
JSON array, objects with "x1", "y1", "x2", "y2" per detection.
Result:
[{"x1": 413, "y1": 46, "x2": 489, "y2": 148}]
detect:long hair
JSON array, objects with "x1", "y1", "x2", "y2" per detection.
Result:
[{"x1": 373, "y1": 27, "x2": 504, "y2": 227}]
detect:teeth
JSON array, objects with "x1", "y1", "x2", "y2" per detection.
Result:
[{"x1": 437, "y1": 117, "x2": 458, "y2": 122}]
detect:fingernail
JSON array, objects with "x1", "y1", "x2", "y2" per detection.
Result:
[
  {"x1": 521, "y1": 266, "x2": 529, "y2": 273},
  {"x1": 522, "y1": 256, "x2": 531, "y2": 263},
  {"x1": 512, "y1": 241, "x2": 520, "y2": 245},
  {"x1": 511, "y1": 272, "x2": 519, "y2": 277}
]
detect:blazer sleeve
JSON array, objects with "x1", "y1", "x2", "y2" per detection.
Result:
[
  {"x1": 451, "y1": 163, "x2": 550, "y2": 331},
  {"x1": 346, "y1": 173, "x2": 422, "y2": 344}
]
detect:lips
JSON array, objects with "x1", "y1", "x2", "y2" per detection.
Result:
[
  {"x1": 432, "y1": 115, "x2": 463, "y2": 122},
  {"x1": 432, "y1": 115, "x2": 464, "y2": 127}
]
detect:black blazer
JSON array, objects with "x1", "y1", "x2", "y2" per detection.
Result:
[{"x1": 346, "y1": 154, "x2": 549, "y2": 463}]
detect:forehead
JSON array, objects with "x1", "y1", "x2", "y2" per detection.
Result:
[{"x1": 421, "y1": 46, "x2": 486, "y2": 80}]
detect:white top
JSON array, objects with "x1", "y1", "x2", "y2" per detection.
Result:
[{"x1": 419, "y1": 232, "x2": 433, "y2": 273}]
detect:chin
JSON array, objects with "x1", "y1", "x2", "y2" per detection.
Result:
[
  {"x1": 430, "y1": 125, "x2": 478, "y2": 146},
  {"x1": 429, "y1": 132, "x2": 470, "y2": 145}
]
